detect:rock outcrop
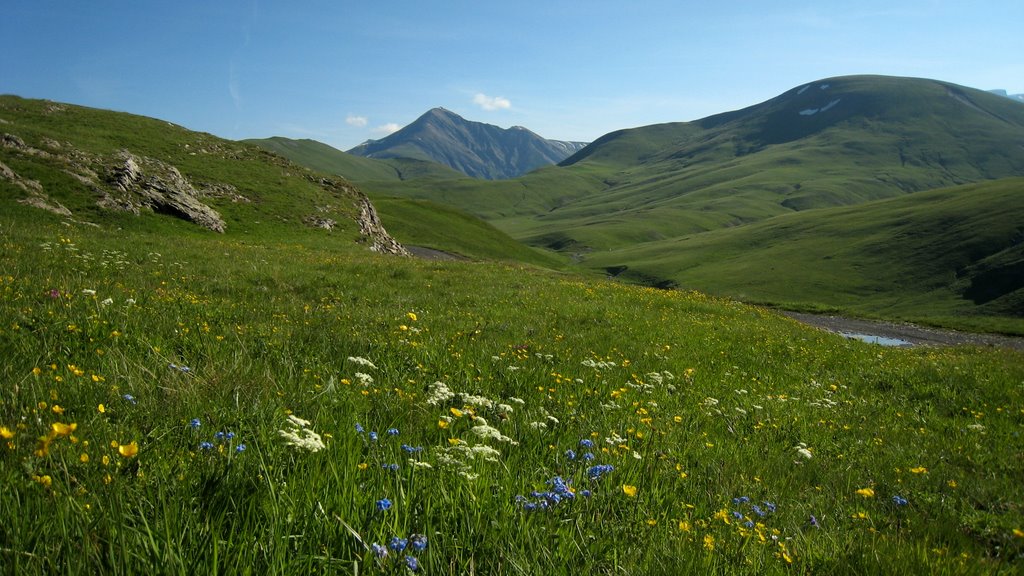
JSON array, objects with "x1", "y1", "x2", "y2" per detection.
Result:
[
  {"x1": 105, "y1": 151, "x2": 226, "y2": 232},
  {"x1": 357, "y1": 195, "x2": 409, "y2": 256}
]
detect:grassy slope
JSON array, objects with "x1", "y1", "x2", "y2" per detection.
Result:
[
  {"x1": 1, "y1": 206, "x2": 1023, "y2": 574},
  {"x1": 371, "y1": 197, "x2": 565, "y2": 268},
  {"x1": 584, "y1": 178, "x2": 1024, "y2": 332},
  {"x1": 244, "y1": 136, "x2": 466, "y2": 181},
  {"x1": 2, "y1": 93, "x2": 1023, "y2": 574}
]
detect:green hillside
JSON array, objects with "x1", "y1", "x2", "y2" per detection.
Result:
[
  {"x1": 2, "y1": 93, "x2": 1024, "y2": 575},
  {"x1": 372, "y1": 197, "x2": 565, "y2": 268},
  {"x1": 245, "y1": 136, "x2": 465, "y2": 181},
  {"x1": 353, "y1": 76, "x2": 1024, "y2": 251},
  {"x1": 585, "y1": 178, "x2": 1024, "y2": 331}
]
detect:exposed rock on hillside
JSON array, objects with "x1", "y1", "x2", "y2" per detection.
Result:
[
  {"x1": 104, "y1": 151, "x2": 226, "y2": 233},
  {"x1": 357, "y1": 195, "x2": 409, "y2": 256}
]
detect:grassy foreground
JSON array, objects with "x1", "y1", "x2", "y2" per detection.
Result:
[{"x1": 1, "y1": 211, "x2": 1022, "y2": 574}]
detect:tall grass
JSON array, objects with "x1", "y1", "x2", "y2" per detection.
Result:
[{"x1": 1, "y1": 213, "x2": 1022, "y2": 574}]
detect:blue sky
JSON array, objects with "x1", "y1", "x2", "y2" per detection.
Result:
[{"x1": 3, "y1": 1, "x2": 1021, "y2": 150}]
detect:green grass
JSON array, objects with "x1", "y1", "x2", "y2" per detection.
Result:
[
  {"x1": 582, "y1": 178, "x2": 1024, "y2": 333},
  {"x1": 371, "y1": 197, "x2": 565, "y2": 268},
  {"x1": 2, "y1": 201, "x2": 1024, "y2": 574},
  {"x1": 244, "y1": 137, "x2": 465, "y2": 182},
  {"x1": 2, "y1": 92, "x2": 1023, "y2": 574}
]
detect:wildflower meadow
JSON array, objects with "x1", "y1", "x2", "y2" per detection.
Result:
[{"x1": 1, "y1": 215, "x2": 1022, "y2": 574}]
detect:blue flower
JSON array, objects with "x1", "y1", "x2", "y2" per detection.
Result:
[
  {"x1": 235, "y1": 444, "x2": 246, "y2": 453},
  {"x1": 409, "y1": 534, "x2": 428, "y2": 551},
  {"x1": 751, "y1": 505, "x2": 765, "y2": 517},
  {"x1": 387, "y1": 428, "x2": 400, "y2": 436},
  {"x1": 892, "y1": 495, "x2": 909, "y2": 506},
  {"x1": 402, "y1": 444, "x2": 423, "y2": 453},
  {"x1": 564, "y1": 449, "x2": 577, "y2": 460},
  {"x1": 199, "y1": 441, "x2": 214, "y2": 450},
  {"x1": 579, "y1": 438, "x2": 594, "y2": 449},
  {"x1": 215, "y1": 431, "x2": 225, "y2": 441},
  {"x1": 388, "y1": 537, "x2": 408, "y2": 552},
  {"x1": 369, "y1": 431, "x2": 378, "y2": 442},
  {"x1": 189, "y1": 418, "x2": 201, "y2": 428},
  {"x1": 809, "y1": 515, "x2": 820, "y2": 528},
  {"x1": 371, "y1": 542, "x2": 388, "y2": 558},
  {"x1": 763, "y1": 501, "x2": 777, "y2": 513},
  {"x1": 382, "y1": 463, "x2": 399, "y2": 472},
  {"x1": 731, "y1": 511, "x2": 744, "y2": 520},
  {"x1": 732, "y1": 496, "x2": 750, "y2": 505},
  {"x1": 580, "y1": 489, "x2": 592, "y2": 497},
  {"x1": 404, "y1": 555, "x2": 419, "y2": 571},
  {"x1": 582, "y1": 452, "x2": 596, "y2": 461},
  {"x1": 225, "y1": 431, "x2": 235, "y2": 440},
  {"x1": 123, "y1": 394, "x2": 137, "y2": 405},
  {"x1": 586, "y1": 464, "x2": 614, "y2": 480},
  {"x1": 355, "y1": 423, "x2": 365, "y2": 434},
  {"x1": 376, "y1": 498, "x2": 392, "y2": 512}
]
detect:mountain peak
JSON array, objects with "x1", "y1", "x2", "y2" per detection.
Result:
[{"x1": 348, "y1": 109, "x2": 587, "y2": 179}]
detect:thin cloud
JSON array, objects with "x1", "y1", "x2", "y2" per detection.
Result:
[
  {"x1": 346, "y1": 114, "x2": 368, "y2": 127},
  {"x1": 473, "y1": 93, "x2": 511, "y2": 111},
  {"x1": 372, "y1": 122, "x2": 401, "y2": 135}
]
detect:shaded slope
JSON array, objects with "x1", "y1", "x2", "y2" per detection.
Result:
[{"x1": 584, "y1": 177, "x2": 1024, "y2": 326}]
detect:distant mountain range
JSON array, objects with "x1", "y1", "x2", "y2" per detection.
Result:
[
  {"x1": 988, "y1": 89, "x2": 1024, "y2": 103},
  {"x1": 346, "y1": 107, "x2": 587, "y2": 180}
]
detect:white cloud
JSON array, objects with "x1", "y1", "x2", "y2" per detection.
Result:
[
  {"x1": 372, "y1": 122, "x2": 401, "y2": 135},
  {"x1": 346, "y1": 114, "x2": 368, "y2": 127},
  {"x1": 473, "y1": 93, "x2": 511, "y2": 111}
]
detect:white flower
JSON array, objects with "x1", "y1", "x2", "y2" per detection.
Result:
[
  {"x1": 529, "y1": 421, "x2": 548, "y2": 430},
  {"x1": 796, "y1": 447, "x2": 813, "y2": 459},
  {"x1": 426, "y1": 381, "x2": 455, "y2": 405},
  {"x1": 81, "y1": 289, "x2": 96, "y2": 296},
  {"x1": 346, "y1": 356, "x2": 377, "y2": 370},
  {"x1": 100, "y1": 298, "x2": 114, "y2": 307},
  {"x1": 279, "y1": 414, "x2": 324, "y2": 452},
  {"x1": 354, "y1": 372, "x2": 373, "y2": 386}
]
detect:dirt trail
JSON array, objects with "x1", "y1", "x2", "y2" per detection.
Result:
[{"x1": 781, "y1": 311, "x2": 1024, "y2": 352}]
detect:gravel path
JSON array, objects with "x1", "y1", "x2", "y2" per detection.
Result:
[{"x1": 781, "y1": 311, "x2": 1024, "y2": 351}]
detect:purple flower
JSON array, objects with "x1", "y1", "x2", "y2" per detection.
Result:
[{"x1": 810, "y1": 515, "x2": 820, "y2": 528}]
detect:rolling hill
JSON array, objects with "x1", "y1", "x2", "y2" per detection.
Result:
[
  {"x1": 347, "y1": 107, "x2": 587, "y2": 179},
  {"x1": 0, "y1": 95, "x2": 553, "y2": 266},
  {"x1": 244, "y1": 136, "x2": 465, "y2": 182}
]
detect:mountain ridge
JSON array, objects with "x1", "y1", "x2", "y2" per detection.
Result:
[{"x1": 347, "y1": 107, "x2": 587, "y2": 179}]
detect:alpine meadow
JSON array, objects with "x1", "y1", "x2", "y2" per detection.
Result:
[{"x1": 2, "y1": 73, "x2": 1024, "y2": 576}]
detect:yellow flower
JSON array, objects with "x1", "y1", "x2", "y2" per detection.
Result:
[
  {"x1": 678, "y1": 520, "x2": 691, "y2": 532},
  {"x1": 448, "y1": 438, "x2": 463, "y2": 446},
  {"x1": 947, "y1": 480, "x2": 958, "y2": 489},
  {"x1": 855, "y1": 487, "x2": 875, "y2": 498},
  {"x1": 51, "y1": 422, "x2": 77, "y2": 437},
  {"x1": 32, "y1": 474, "x2": 52, "y2": 488},
  {"x1": 80, "y1": 453, "x2": 89, "y2": 463},
  {"x1": 622, "y1": 484, "x2": 638, "y2": 498},
  {"x1": 910, "y1": 466, "x2": 928, "y2": 474},
  {"x1": 703, "y1": 534, "x2": 715, "y2": 551},
  {"x1": 851, "y1": 511, "x2": 869, "y2": 519},
  {"x1": 0, "y1": 426, "x2": 14, "y2": 439},
  {"x1": 357, "y1": 462, "x2": 368, "y2": 470},
  {"x1": 51, "y1": 405, "x2": 65, "y2": 415},
  {"x1": 406, "y1": 312, "x2": 417, "y2": 322},
  {"x1": 101, "y1": 455, "x2": 110, "y2": 466},
  {"x1": 97, "y1": 404, "x2": 105, "y2": 413},
  {"x1": 450, "y1": 407, "x2": 464, "y2": 418},
  {"x1": 646, "y1": 519, "x2": 657, "y2": 526},
  {"x1": 32, "y1": 367, "x2": 42, "y2": 376},
  {"x1": 1013, "y1": 528, "x2": 1024, "y2": 538},
  {"x1": 437, "y1": 419, "x2": 449, "y2": 429},
  {"x1": 118, "y1": 441, "x2": 139, "y2": 458}
]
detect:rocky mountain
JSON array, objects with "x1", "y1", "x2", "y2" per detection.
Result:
[{"x1": 347, "y1": 108, "x2": 587, "y2": 180}]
